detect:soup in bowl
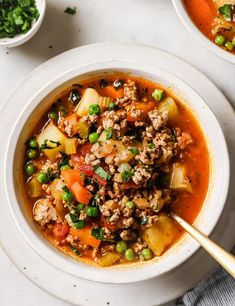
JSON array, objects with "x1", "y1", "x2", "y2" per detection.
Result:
[
  {"x1": 173, "y1": 0, "x2": 235, "y2": 64},
  {"x1": 6, "y1": 63, "x2": 229, "y2": 283}
]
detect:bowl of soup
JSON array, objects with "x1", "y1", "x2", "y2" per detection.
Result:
[
  {"x1": 5, "y1": 60, "x2": 229, "y2": 283},
  {"x1": 172, "y1": 0, "x2": 235, "y2": 64}
]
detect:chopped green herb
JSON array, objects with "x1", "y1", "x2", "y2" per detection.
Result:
[
  {"x1": 113, "y1": 79, "x2": 124, "y2": 90},
  {"x1": 170, "y1": 134, "x2": 176, "y2": 141},
  {"x1": 148, "y1": 143, "x2": 155, "y2": 149},
  {"x1": 94, "y1": 166, "x2": 111, "y2": 180},
  {"x1": 62, "y1": 185, "x2": 70, "y2": 193},
  {"x1": 69, "y1": 89, "x2": 81, "y2": 104},
  {"x1": 64, "y1": 7, "x2": 76, "y2": 15},
  {"x1": 70, "y1": 245, "x2": 81, "y2": 256},
  {"x1": 39, "y1": 139, "x2": 61, "y2": 150},
  {"x1": 0, "y1": 0, "x2": 40, "y2": 38},
  {"x1": 59, "y1": 154, "x2": 70, "y2": 168},
  {"x1": 219, "y1": 4, "x2": 233, "y2": 21},
  {"x1": 129, "y1": 147, "x2": 139, "y2": 155},
  {"x1": 140, "y1": 216, "x2": 148, "y2": 225},
  {"x1": 121, "y1": 170, "x2": 134, "y2": 183},
  {"x1": 70, "y1": 213, "x2": 86, "y2": 229},
  {"x1": 99, "y1": 79, "x2": 109, "y2": 88},
  {"x1": 104, "y1": 128, "x2": 113, "y2": 140},
  {"x1": 109, "y1": 101, "x2": 115, "y2": 110},
  {"x1": 91, "y1": 228, "x2": 114, "y2": 242}
]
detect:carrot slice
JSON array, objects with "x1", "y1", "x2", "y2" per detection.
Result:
[
  {"x1": 61, "y1": 169, "x2": 85, "y2": 188},
  {"x1": 101, "y1": 85, "x2": 124, "y2": 99},
  {"x1": 70, "y1": 181, "x2": 92, "y2": 204},
  {"x1": 70, "y1": 226, "x2": 101, "y2": 248}
]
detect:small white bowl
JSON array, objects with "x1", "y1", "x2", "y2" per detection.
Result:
[
  {"x1": 172, "y1": 0, "x2": 235, "y2": 65},
  {"x1": 0, "y1": 0, "x2": 46, "y2": 48},
  {"x1": 4, "y1": 56, "x2": 229, "y2": 284}
]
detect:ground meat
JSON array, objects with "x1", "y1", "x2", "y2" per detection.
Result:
[
  {"x1": 33, "y1": 198, "x2": 57, "y2": 226},
  {"x1": 132, "y1": 165, "x2": 151, "y2": 185},
  {"x1": 116, "y1": 79, "x2": 138, "y2": 107},
  {"x1": 148, "y1": 109, "x2": 168, "y2": 131},
  {"x1": 120, "y1": 229, "x2": 136, "y2": 241},
  {"x1": 177, "y1": 132, "x2": 193, "y2": 150}
]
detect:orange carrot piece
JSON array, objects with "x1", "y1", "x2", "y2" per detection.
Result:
[
  {"x1": 61, "y1": 169, "x2": 85, "y2": 188},
  {"x1": 64, "y1": 113, "x2": 78, "y2": 134},
  {"x1": 70, "y1": 226, "x2": 101, "y2": 248},
  {"x1": 101, "y1": 85, "x2": 124, "y2": 99},
  {"x1": 70, "y1": 181, "x2": 92, "y2": 204}
]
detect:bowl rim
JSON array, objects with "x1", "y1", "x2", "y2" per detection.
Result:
[
  {"x1": 3, "y1": 58, "x2": 230, "y2": 284},
  {"x1": 0, "y1": 0, "x2": 46, "y2": 48},
  {"x1": 172, "y1": 0, "x2": 235, "y2": 65}
]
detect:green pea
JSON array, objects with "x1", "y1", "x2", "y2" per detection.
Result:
[
  {"x1": 225, "y1": 42, "x2": 234, "y2": 51},
  {"x1": 27, "y1": 149, "x2": 38, "y2": 160},
  {"x1": 125, "y1": 201, "x2": 135, "y2": 209},
  {"x1": 215, "y1": 35, "x2": 226, "y2": 46},
  {"x1": 62, "y1": 191, "x2": 74, "y2": 202},
  {"x1": 89, "y1": 132, "x2": 99, "y2": 143},
  {"x1": 125, "y1": 248, "x2": 135, "y2": 261},
  {"x1": 89, "y1": 104, "x2": 100, "y2": 115},
  {"x1": 28, "y1": 138, "x2": 38, "y2": 149},
  {"x1": 116, "y1": 241, "x2": 127, "y2": 253},
  {"x1": 25, "y1": 163, "x2": 35, "y2": 176},
  {"x1": 37, "y1": 172, "x2": 49, "y2": 184},
  {"x1": 86, "y1": 206, "x2": 99, "y2": 217},
  {"x1": 60, "y1": 164, "x2": 71, "y2": 170},
  {"x1": 109, "y1": 101, "x2": 115, "y2": 110},
  {"x1": 77, "y1": 203, "x2": 85, "y2": 210},
  {"x1": 232, "y1": 37, "x2": 235, "y2": 46},
  {"x1": 141, "y1": 248, "x2": 153, "y2": 260},
  {"x1": 48, "y1": 111, "x2": 59, "y2": 121}
]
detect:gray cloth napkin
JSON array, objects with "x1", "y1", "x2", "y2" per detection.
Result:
[{"x1": 180, "y1": 247, "x2": 235, "y2": 306}]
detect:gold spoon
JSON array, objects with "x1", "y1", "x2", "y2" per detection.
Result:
[{"x1": 171, "y1": 212, "x2": 235, "y2": 278}]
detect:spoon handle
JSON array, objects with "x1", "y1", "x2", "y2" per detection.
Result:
[{"x1": 171, "y1": 213, "x2": 235, "y2": 278}]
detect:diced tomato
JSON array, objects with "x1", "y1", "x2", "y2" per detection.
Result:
[
  {"x1": 93, "y1": 173, "x2": 107, "y2": 186},
  {"x1": 70, "y1": 181, "x2": 92, "y2": 204},
  {"x1": 69, "y1": 226, "x2": 101, "y2": 248},
  {"x1": 79, "y1": 164, "x2": 94, "y2": 177},
  {"x1": 80, "y1": 143, "x2": 92, "y2": 156},
  {"x1": 101, "y1": 85, "x2": 124, "y2": 99},
  {"x1": 126, "y1": 101, "x2": 156, "y2": 122},
  {"x1": 61, "y1": 169, "x2": 85, "y2": 188},
  {"x1": 53, "y1": 223, "x2": 70, "y2": 242}
]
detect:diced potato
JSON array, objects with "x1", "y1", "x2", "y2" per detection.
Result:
[
  {"x1": 142, "y1": 214, "x2": 177, "y2": 256},
  {"x1": 97, "y1": 252, "x2": 122, "y2": 267},
  {"x1": 37, "y1": 123, "x2": 66, "y2": 161},
  {"x1": 26, "y1": 176, "x2": 43, "y2": 198},
  {"x1": 50, "y1": 179, "x2": 64, "y2": 201},
  {"x1": 158, "y1": 97, "x2": 179, "y2": 122},
  {"x1": 65, "y1": 138, "x2": 77, "y2": 155},
  {"x1": 170, "y1": 163, "x2": 192, "y2": 193},
  {"x1": 115, "y1": 148, "x2": 134, "y2": 165},
  {"x1": 75, "y1": 88, "x2": 100, "y2": 116}
]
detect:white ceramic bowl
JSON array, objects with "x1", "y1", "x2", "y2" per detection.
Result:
[
  {"x1": 0, "y1": 0, "x2": 46, "y2": 48},
  {"x1": 172, "y1": 0, "x2": 235, "y2": 65},
  {"x1": 4, "y1": 58, "x2": 229, "y2": 284}
]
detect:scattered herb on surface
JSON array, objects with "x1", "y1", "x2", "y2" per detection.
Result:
[
  {"x1": 219, "y1": 4, "x2": 233, "y2": 21},
  {"x1": 64, "y1": 7, "x2": 76, "y2": 15},
  {"x1": 104, "y1": 127, "x2": 113, "y2": 140},
  {"x1": 91, "y1": 228, "x2": 114, "y2": 242},
  {"x1": 129, "y1": 147, "x2": 139, "y2": 155},
  {"x1": 121, "y1": 170, "x2": 134, "y2": 183},
  {"x1": 70, "y1": 245, "x2": 81, "y2": 256}
]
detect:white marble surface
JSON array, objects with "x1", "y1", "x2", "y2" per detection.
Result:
[{"x1": 0, "y1": 0, "x2": 234, "y2": 305}]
